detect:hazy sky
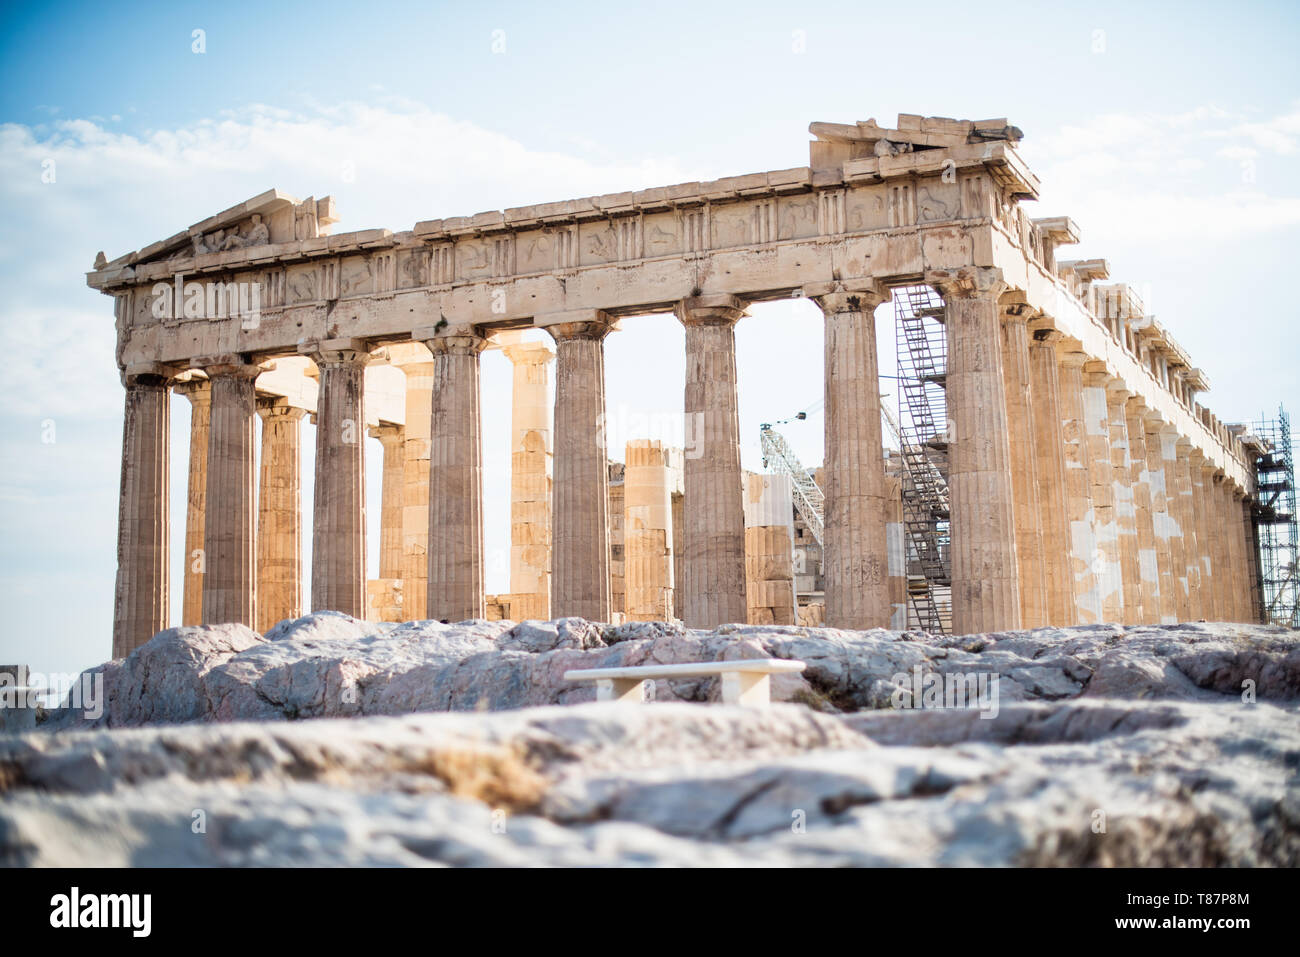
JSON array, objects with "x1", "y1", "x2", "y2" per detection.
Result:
[{"x1": 2, "y1": 0, "x2": 1297, "y2": 678}]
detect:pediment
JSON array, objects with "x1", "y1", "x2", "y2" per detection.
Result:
[{"x1": 92, "y1": 189, "x2": 340, "y2": 272}]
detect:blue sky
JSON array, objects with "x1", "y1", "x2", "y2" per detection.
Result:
[{"x1": 2, "y1": 0, "x2": 1298, "y2": 678}]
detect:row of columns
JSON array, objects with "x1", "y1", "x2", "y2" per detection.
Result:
[{"x1": 112, "y1": 275, "x2": 1262, "y2": 655}]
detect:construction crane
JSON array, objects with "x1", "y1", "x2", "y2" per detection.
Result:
[{"x1": 759, "y1": 413, "x2": 824, "y2": 546}]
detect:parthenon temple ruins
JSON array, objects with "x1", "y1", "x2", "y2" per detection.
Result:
[{"x1": 89, "y1": 112, "x2": 1273, "y2": 658}]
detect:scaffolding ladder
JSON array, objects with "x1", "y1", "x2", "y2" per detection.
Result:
[
  {"x1": 894, "y1": 284, "x2": 952, "y2": 634},
  {"x1": 1252, "y1": 406, "x2": 1299, "y2": 627},
  {"x1": 759, "y1": 423, "x2": 824, "y2": 546}
]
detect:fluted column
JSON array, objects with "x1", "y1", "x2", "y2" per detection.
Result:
[
  {"x1": 1241, "y1": 496, "x2": 1263, "y2": 623},
  {"x1": 1123, "y1": 401, "x2": 1158, "y2": 622},
  {"x1": 1106, "y1": 384, "x2": 1142, "y2": 622},
  {"x1": 1081, "y1": 368, "x2": 1123, "y2": 622},
  {"x1": 1174, "y1": 442, "x2": 1202, "y2": 619},
  {"x1": 743, "y1": 473, "x2": 797, "y2": 626},
  {"x1": 885, "y1": 472, "x2": 908, "y2": 630},
  {"x1": 547, "y1": 313, "x2": 613, "y2": 621},
  {"x1": 421, "y1": 330, "x2": 487, "y2": 622},
  {"x1": 1058, "y1": 351, "x2": 1101, "y2": 623},
  {"x1": 1189, "y1": 454, "x2": 1216, "y2": 619},
  {"x1": 676, "y1": 295, "x2": 749, "y2": 629},
  {"x1": 1142, "y1": 417, "x2": 1177, "y2": 623},
  {"x1": 303, "y1": 339, "x2": 368, "y2": 618},
  {"x1": 371, "y1": 422, "x2": 405, "y2": 581},
  {"x1": 927, "y1": 268, "x2": 1020, "y2": 634},
  {"x1": 256, "y1": 399, "x2": 305, "y2": 632},
  {"x1": 112, "y1": 368, "x2": 172, "y2": 658},
  {"x1": 1000, "y1": 304, "x2": 1047, "y2": 628},
  {"x1": 391, "y1": 352, "x2": 435, "y2": 620},
  {"x1": 1211, "y1": 474, "x2": 1235, "y2": 620},
  {"x1": 624, "y1": 440, "x2": 675, "y2": 621},
  {"x1": 811, "y1": 282, "x2": 891, "y2": 630},
  {"x1": 502, "y1": 339, "x2": 555, "y2": 620},
  {"x1": 1028, "y1": 330, "x2": 1075, "y2": 626},
  {"x1": 1224, "y1": 483, "x2": 1247, "y2": 621},
  {"x1": 201, "y1": 358, "x2": 259, "y2": 627},
  {"x1": 175, "y1": 378, "x2": 210, "y2": 627}
]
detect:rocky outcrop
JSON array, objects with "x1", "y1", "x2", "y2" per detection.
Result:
[
  {"x1": 41, "y1": 614, "x2": 1300, "y2": 730},
  {"x1": 3, "y1": 698, "x2": 1297, "y2": 866}
]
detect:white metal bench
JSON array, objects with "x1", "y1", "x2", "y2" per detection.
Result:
[{"x1": 564, "y1": 659, "x2": 806, "y2": 707}]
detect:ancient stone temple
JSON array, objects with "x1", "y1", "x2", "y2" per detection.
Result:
[{"x1": 89, "y1": 113, "x2": 1265, "y2": 657}]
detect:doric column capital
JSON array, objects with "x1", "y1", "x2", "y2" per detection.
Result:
[
  {"x1": 424, "y1": 333, "x2": 489, "y2": 357},
  {"x1": 174, "y1": 375, "x2": 212, "y2": 404},
  {"x1": 806, "y1": 279, "x2": 891, "y2": 316},
  {"x1": 674, "y1": 294, "x2": 748, "y2": 327},
  {"x1": 540, "y1": 309, "x2": 615, "y2": 342},
  {"x1": 120, "y1": 361, "x2": 176, "y2": 388},
  {"x1": 256, "y1": 396, "x2": 307, "y2": 421},
  {"x1": 191, "y1": 354, "x2": 262, "y2": 380},
  {"x1": 501, "y1": 339, "x2": 555, "y2": 366},
  {"x1": 368, "y1": 421, "x2": 405, "y2": 443},
  {"x1": 1057, "y1": 349, "x2": 1089, "y2": 369},
  {"x1": 298, "y1": 337, "x2": 371, "y2": 366},
  {"x1": 924, "y1": 266, "x2": 1007, "y2": 301},
  {"x1": 1125, "y1": 394, "x2": 1148, "y2": 415}
]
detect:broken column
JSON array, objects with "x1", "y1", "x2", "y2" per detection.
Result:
[
  {"x1": 927, "y1": 268, "x2": 1021, "y2": 634},
  {"x1": 547, "y1": 313, "x2": 613, "y2": 621},
  {"x1": 624, "y1": 440, "x2": 675, "y2": 621},
  {"x1": 675, "y1": 295, "x2": 748, "y2": 629},
  {"x1": 502, "y1": 339, "x2": 555, "y2": 621},
  {"x1": 423, "y1": 330, "x2": 487, "y2": 622},
  {"x1": 812, "y1": 282, "x2": 892, "y2": 630},
  {"x1": 1027, "y1": 329, "x2": 1075, "y2": 627},
  {"x1": 368, "y1": 420, "x2": 405, "y2": 622},
  {"x1": 113, "y1": 367, "x2": 172, "y2": 657},
  {"x1": 201, "y1": 358, "x2": 259, "y2": 628},
  {"x1": 175, "y1": 377, "x2": 209, "y2": 627},
  {"x1": 743, "y1": 472, "x2": 797, "y2": 626},
  {"x1": 256, "y1": 398, "x2": 305, "y2": 632},
  {"x1": 304, "y1": 340, "x2": 368, "y2": 619}
]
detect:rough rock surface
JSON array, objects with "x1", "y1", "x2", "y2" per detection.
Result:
[
  {"x1": 41, "y1": 614, "x2": 1300, "y2": 730},
  {"x1": 3, "y1": 698, "x2": 1297, "y2": 866}
]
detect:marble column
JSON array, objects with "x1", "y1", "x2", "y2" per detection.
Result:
[
  {"x1": 811, "y1": 283, "x2": 891, "y2": 631},
  {"x1": 1124, "y1": 399, "x2": 1159, "y2": 623},
  {"x1": 1082, "y1": 368, "x2": 1123, "y2": 622},
  {"x1": 1107, "y1": 384, "x2": 1142, "y2": 622},
  {"x1": 201, "y1": 359, "x2": 259, "y2": 627},
  {"x1": 422, "y1": 330, "x2": 487, "y2": 622},
  {"x1": 1142, "y1": 417, "x2": 1178, "y2": 623},
  {"x1": 175, "y1": 378, "x2": 210, "y2": 627},
  {"x1": 1189, "y1": 454, "x2": 1217, "y2": 620},
  {"x1": 1241, "y1": 496, "x2": 1262, "y2": 623},
  {"x1": 624, "y1": 439, "x2": 674, "y2": 622},
  {"x1": 1213, "y1": 476, "x2": 1236, "y2": 620},
  {"x1": 1058, "y1": 351, "x2": 1101, "y2": 623},
  {"x1": 885, "y1": 472, "x2": 908, "y2": 630},
  {"x1": 1226, "y1": 483, "x2": 1248, "y2": 621},
  {"x1": 1174, "y1": 442, "x2": 1202, "y2": 620},
  {"x1": 927, "y1": 269, "x2": 1020, "y2": 634},
  {"x1": 303, "y1": 340, "x2": 368, "y2": 619},
  {"x1": 547, "y1": 314, "x2": 613, "y2": 621},
  {"x1": 1028, "y1": 330, "x2": 1075, "y2": 627},
  {"x1": 502, "y1": 340, "x2": 555, "y2": 620},
  {"x1": 392, "y1": 352, "x2": 436, "y2": 620},
  {"x1": 1000, "y1": 304, "x2": 1047, "y2": 629},
  {"x1": 371, "y1": 422, "x2": 405, "y2": 581},
  {"x1": 675, "y1": 295, "x2": 749, "y2": 629},
  {"x1": 743, "y1": 472, "x2": 797, "y2": 626},
  {"x1": 113, "y1": 368, "x2": 172, "y2": 658},
  {"x1": 256, "y1": 399, "x2": 305, "y2": 632}
]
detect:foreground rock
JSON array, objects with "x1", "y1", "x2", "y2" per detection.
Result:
[
  {"x1": 3, "y1": 698, "x2": 1297, "y2": 866},
  {"x1": 42, "y1": 614, "x2": 1300, "y2": 730}
]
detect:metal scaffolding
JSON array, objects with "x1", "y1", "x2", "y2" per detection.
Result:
[
  {"x1": 1252, "y1": 406, "x2": 1298, "y2": 627},
  {"x1": 894, "y1": 284, "x2": 952, "y2": 634}
]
